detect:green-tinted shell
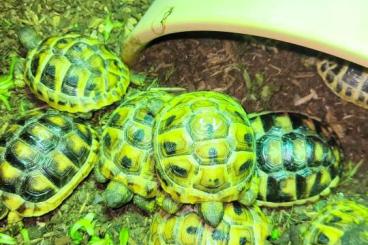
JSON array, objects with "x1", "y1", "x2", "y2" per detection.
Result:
[
  {"x1": 249, "y1": 112, "x2": 343, "y2": 207},
  {"x1": 317, "y1": 59, "x2": 368, "y2": 109},
  {"x1": 149, "y1": 202, "x2": 271, "y2": 245},
  {"x1": 98, "y1": 91, "x2": 173, "y2": 199},
  {"x1": 24, "y1": 33, "x2": 130, "y2": 113},
  {"x1": 302, "y1": 200, "x2": 368, "y2": 245},
  {"x1": 153, "y1": 91, "x2": 257, "y2": 204},
  {"x1": 0, "y1": 110, "x2": 98, "y2": 221}
]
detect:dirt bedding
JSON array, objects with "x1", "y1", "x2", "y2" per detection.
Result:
[{"x1": 0, "y1": 1, "x2": 366, "y2": 244}]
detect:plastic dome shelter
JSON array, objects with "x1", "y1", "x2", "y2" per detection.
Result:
[{"x1": 121, "y1": 0, "x2": 368, "y2": 68}]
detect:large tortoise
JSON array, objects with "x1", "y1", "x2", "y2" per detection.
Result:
[
  {"x1": 317, "y1": 59, "x2": 368, "y2": 110},
  {"x1": 301, "y1": 200, "x2": 368, "y2": 245},
  {"x1": 18, "y1": 27, "x2": 131, "y2": 113},
  {"x1": 249, "y1": 111, "x2": 343, "y2": 207},
  {"x1": 153, "y1": 91, "x2": 259, "y2": 226},
  {"x1": 149, "y1": 202, "x2": 271, "y2": 245},
  {"x1": 0, "y1": 110, "x2": 98, "y2": 223},
  {"x1": 95, "y1": 90, "x2": 174, "y2": 212}
]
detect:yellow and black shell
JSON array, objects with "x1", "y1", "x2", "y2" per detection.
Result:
[
  {"x1": 149, "y1": 202, "x2": 271, "y2": 245},
  {"x1": 0, "y1": 110, "x2": 98, "y2": 222},
  {"x1": 302, "y1": 200, "x2": 368, "y2": 245},
  {"x1": 249, "y1": 112, "x2": 343, "y2": 207},
  {"x1": 97, "y1": 90, "x2": 173, "y2": 199},
  {"x1": 317, "y1": 59, "x2": 368, "y2": 109},
  {"x1": 24, "y1": 33, "x2": 130, "y2": 113},
  {"x1": 153, "y1": 91, "x2": 257, "y2": 204}
]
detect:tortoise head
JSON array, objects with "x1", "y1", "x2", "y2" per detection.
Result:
[{"x1": 18, "y1": 26, "x2": 42, "y2": 50}]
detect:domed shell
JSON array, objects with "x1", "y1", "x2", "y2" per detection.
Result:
[
  {"x1": 25, "y1": 33, "x2": 130, "y2": 113},
  {"x1": 302, "y1": 200, "x2": 368, "y2": 245},
  {"x1": 149, "y1": 202, "x2": 271, "y2": 245},
  {"x1": 153, "y1": 91, "x2": 256, "y2": 203},
  {"x1": 0, "y1": 110, "x2": 98, "y2": 219},
  {"x1": 317, "y1": 60, "x2": 368, "y2": 109},
  {"x1": 98, "y1": 90, "x2": 173, "y2": 198},
  {"x1": 249, "y1": 112, "x2": 343, "y2": 206}
]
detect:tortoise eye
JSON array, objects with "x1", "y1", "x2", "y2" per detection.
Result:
[{"x1": 170, "y1": 164, "x2": 188, "y2": 178}]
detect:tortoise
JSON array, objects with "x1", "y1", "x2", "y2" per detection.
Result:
[
  {"x1": 301, "y1": 200, "x2": 368, "y2": 245},
  {"x1": 17, "y1": 27, "x2": 131, "y2": 113},
  {"x1": 148, "y1": 202, "x2": 271, "y2": 245},
  {"x1": 316, "y1": 59, "x2": 368, "y2": 109},
  {"x1": 0, "y1": 110, "x2": 98, "y2": 223},
  {"x1": 153, "y1": 91, "x2": 258, "y2": 227},
  {"x1": 95, "y1": 90, "x2": 174, "y2": 212},
  {"x1": 248, "y1": 111, "x2": 343, "y2": 207}
]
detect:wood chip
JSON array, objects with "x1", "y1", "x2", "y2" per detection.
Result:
[
  {"x1": 294, "y1": 89, "x2": 318, "y2": 106},
  {"x1": 292, "y1": 72, "x2": 315, "y2": 78},
  {"x1": 325, "y1": 108, "x2": 345, "y2": 138}
]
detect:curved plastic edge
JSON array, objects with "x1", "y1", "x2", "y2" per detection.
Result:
[{"x1": 121, "y1": 0, "x2": 368, "y2": 68}]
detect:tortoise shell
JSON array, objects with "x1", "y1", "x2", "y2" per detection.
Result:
[
  {"x1": 249, "y1": 112, "x2": 343, "y2": 207},
  {"x1": 153, "y1": 91, "x2": 256, "y2": 204},
  {"x1": 0, "y1": 110, "x2": 98, "y2": 220},
  {"x1": 24, "y1": 33, "x2": 130, "y2": 113},
  {"x1": 97, "y1": 90, "x2": 173, "y2": 199},
  {"x1": 149, "y1": 202, "x2": 271, "y2": 245},
  {"x1": 302, "y1": 200, "x2": 368, "y2": 245},
  {"x1": 317, "y1": 59, "x2": 368, "y2": 109}
]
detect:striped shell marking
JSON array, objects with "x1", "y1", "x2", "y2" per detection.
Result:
[
  {"x1": 149, "y1": 203, "x2": 271, "y2": 245},
  {"x1": 249, "y1": 112, "x2": 343, "y2": 207},
  {"x1": 98, "y1": 91, "x2": 173, "y2": 198},
  {"x1": 24, "y1": 33, "x2": 130, "y2": 113},
  {"x1": 317, "y1": 60, "x2": 368, "y2": 109},
  {"x1": 154, "y1": 91, "x2": 257, "y2": 204},
  {"x1": 0, "y1": 110, "x2": 98, "y2": 219},
  {"x1": 303, "y1": 200, "x2": 368, "y2": 245}
]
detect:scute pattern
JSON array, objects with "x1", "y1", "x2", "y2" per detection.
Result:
[
  {"x1": 98, "y1": 91, "x2": 173, "y2": 199},
  {"x1": 24, "y1": 33, "x2": 130, "y2": 113},
  {"x1": 249, "y1": 112, "x2": 343, "y2": 206},
  {"x1": 154, "y1": 91, "x2": 256, "y2": 203},
  {"x1": 317, "y1": 60, "x2": 368, "y2": 109},
  {"x1": 303, "y1": 200, "x2": 368, "y2": 245},
  {"x1": 148, "y1": 203, "x2": 271, "y2": 245},
  {"x1": 0, "y1": 110, "x2": 98, "y2": 219}
]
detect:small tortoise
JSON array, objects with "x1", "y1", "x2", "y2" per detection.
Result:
[
  {"x1": 302, "y1": 200, "x2": 368, "y2": 245},
  {"x1": 95, "y1": 90, "x2": 174, "y2": 212},
  {"x1": 18, "y1": 27, "x2": 131, "y2": 113},
  {"x1": 248, "y1": 111, "x2": 343, "y2": 207},
  {"x1": 317, "y1": 59, "x2": 368, "y2": 109},
  {"x1": 0, "y1": 110, "x2": 98, "y2": 223},
  {"x1": 153, "y1": 91, "x2": 258, "y2": 226},
  {"x1": 149, "y1": 202, "x2": 271, "y2": 245}
]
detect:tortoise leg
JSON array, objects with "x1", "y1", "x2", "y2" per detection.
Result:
[
  {"x1": 103, "y1": 181, "x2": 133, "y2": 208},
  {"x1": 156, "y1": 193, "x2": 181, "y2": 214},
  {"x1": 94, "y1": 161, "x2": 108, "y2": 183},
  {"x1": 133, "y1": 195, "x2": 156, "y2": 213},
  {"x1": 238, "y1": 174, "x2": 259, "y2": 206},
  {"x1": 199, "y1": 201, "x2": 224, "y2": 227}
]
